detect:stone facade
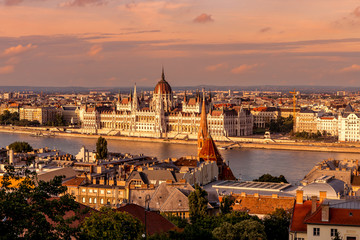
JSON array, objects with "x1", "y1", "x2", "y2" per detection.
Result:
[{"x1": 80, "y1": 71, "x2": 253, "y2": 139}]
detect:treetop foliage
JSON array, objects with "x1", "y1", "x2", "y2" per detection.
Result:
[
  {"x1": 253, "y1": 173, "x2": 288, "y2": 183},
  {"x1": 0, "y1": 165, "x2": 82, "y2": 240},
  {"x1": 188, "y1": 184, "x2": 208, "y2": 224},
  {"x1": 0, "y1": 110, "x2": 40, "y2": 127},
  {"x1": 8, "y1": 141, "x2": 33, "y2": 153},
  {"x1": 80, "y1": 207, "x2": 143, "y2": 240},
  {"x1": 95, "y1": 136, "x2": 108, "y2": 160}
]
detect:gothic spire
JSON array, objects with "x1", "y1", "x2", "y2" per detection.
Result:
[
  {"x1": 161, "y1": 66, "x2": 165, "y2": 81},
  {"x1": 197, "y1": 90, "x2": 208, "y2": 155}
]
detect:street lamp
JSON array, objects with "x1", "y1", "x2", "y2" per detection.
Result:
[{"x1": 144, "y1": 194, "x2": 151, "y2": 239}]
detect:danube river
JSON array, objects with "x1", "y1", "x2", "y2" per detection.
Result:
[{"x1": 1, "y1": 132, "x2": 360, "y2": 184}]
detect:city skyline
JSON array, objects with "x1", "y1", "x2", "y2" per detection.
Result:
[{"x1": 1, "y1": 0, "x2": 360, "y2": 87}]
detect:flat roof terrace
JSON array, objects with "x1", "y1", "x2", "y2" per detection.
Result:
[{"x1": 213, "y1": 180, "x2": 292, "y2": 192}]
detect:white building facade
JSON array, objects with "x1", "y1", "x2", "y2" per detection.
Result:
[{"x1": 80, "y1": 71, "x2": 253, "y2": 139}]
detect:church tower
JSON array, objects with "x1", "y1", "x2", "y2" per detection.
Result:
[{"x1": 197, "y1": 91, "x2": 236, "y2": 180}]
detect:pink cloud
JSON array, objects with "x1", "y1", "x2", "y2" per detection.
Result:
[
  {"x1": 353, "y1": 7, "x2": 360, "y2": 17},
  {"x1": 339, "y1": 64, "x2": 360, "y2": 72},
  {"x1": 3, "y1": 44, "x2": 37, "y2": 56},
  {"x1": 60, "y1": 0, "x2": 106, "y2": 7},
  {"x1": 87, "y1": 44, "x2": 103, "y2": 56},
  {"x1": 259, "y1": 27, "x2": 271, "y2": 33},
  {"x1": 4, "y1": 0, "x2": 23, "y2": 6},
  {"x1": 231, "y1": 64, "x2": 258, "y2": 74},
  {"x1": 193, "y1": 13, "x2": 214, "y2": 23},
  {"x1": 0, "y1": 65, "x2": 14, "y2": 74},
  {"x1": 205, "y1": 63, "x2": 228, "y2": 72}
]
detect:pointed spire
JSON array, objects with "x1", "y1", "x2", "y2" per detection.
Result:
[
  {"x1": 198, "y1": 90, "x2": 208, "y2": 155},
  {"x1": 161, "y1": 66, "x2": 165, "y2": 81},
  {"x1": 184, "y1": 90, "x2": 187, "y2": 102},
  {"x1": 133, "y1": 83, "x2": 138, "y2": 110}
]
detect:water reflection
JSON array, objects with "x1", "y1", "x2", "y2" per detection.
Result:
[{"x1": 1, "y1": 132, "x2": 359, "y2": 184}]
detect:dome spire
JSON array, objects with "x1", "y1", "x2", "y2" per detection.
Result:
[{"x1": 161, "y1": 66, "x2": 165, "y2": 81}]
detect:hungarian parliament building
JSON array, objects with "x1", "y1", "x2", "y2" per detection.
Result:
[{"x1": 80, "y1": 70, "x2": 253, "y2": 139}]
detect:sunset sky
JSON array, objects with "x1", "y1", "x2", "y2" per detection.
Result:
[{"x1": 1, "y1": 0, "x2": 360, "y2": 87}]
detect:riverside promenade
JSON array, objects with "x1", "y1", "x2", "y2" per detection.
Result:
[{"x1": 1, "y1": 126, "x2": 360, "y2": 154}]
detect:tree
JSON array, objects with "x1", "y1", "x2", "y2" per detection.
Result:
[
  {"x1": 188, "y1": 184, "x2": 208, "y2": 224},
  {"x1": 221, "y1": 211, "x2": 260, "y2": 225},
  {"x1": 213, "y1": 220, "x2": 267, "y2": 240},
  {"x1": 8, "y1": 141, "x2": 33, "y2": 153},
  {"x1": 263, "y1": 208, "x2": 291, "y2": 240},
  {"x1": 212, "y1": 222, "x2": 237, "y2": 240},
  {"x1": 161, "y1": 213, "x2": 188, "y2": 228},
  {"x1": 253, "y1": 174, "x2": 288, "y2": 183},
  {"x1": 220, "y1": 196, "x2": 234, "y2": 215},
  {"x1": 0, "y1": 165, "x2": 82, "y2": 239},
  {"x1": 236, "y1": 219, "x2": 267, "y2": 240},
  {"x1": 81, "y1": 207, "x2": 143, "y2": 240},
  {"x1": 95, "y1": 136, "x2": 108, "y2": 160}
]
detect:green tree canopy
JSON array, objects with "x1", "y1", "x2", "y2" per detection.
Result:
[
  {"x1": 95, "y1": 136, "x2": 108, "y2": 160},
  {"x1": 253, "y1": 174, "x2": 288, "y2": 183},
  {"x1": 263, "y1": 208, "x2": 291, "y2": 240},
  {"x1": 0, "y1": 165, "x2": 81, "y2": 239},
  {"x1": 220, "y1": 196, "x2": 234, "y2": 215},
  {"x1": 188, "y1": 184, "x2": 208, "y2": 224},
  {"x1": 221, "y1": 211, "x2": 260, "y2": 225},
  {"x1": 8, "y1": 141, "x2": 33, "y2": 153},
  {"x1": 81, "y1": 207, "x2": 143, "y2": 240},
  {"x1": 213, "y1": 219, "x2": 267, "y2": 240}
]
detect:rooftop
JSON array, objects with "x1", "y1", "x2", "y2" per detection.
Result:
[{"x1": 213, "y1": 180, "x2": 292, "y2": 192}]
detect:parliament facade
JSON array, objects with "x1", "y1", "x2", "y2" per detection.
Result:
[{"x1": 80, "y1": 70, "x2": 253, "y2": 139}]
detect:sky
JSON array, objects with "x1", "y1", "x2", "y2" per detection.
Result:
[{"x1": 1, "y1": 0, "x2": 360, "y2": 87}]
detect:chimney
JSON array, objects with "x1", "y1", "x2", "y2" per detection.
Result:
[
  {"x1": 240, "y1": 192, "x2": 246, "y2": 197},
  {"x1": 296, "y1": 190, "x2": 303, "y2": 204},
  {"x1": 319, "y1": 191, "x2": 327, "y2": 202},
  {"x1": 254, "y1": 193, "x2": 259, "y2": 198},
  {"x1": 311, "y1": 196, "x2": 317, "y2": 214},
  {"x1": 321, "y1": 204, "x2": 329, "y2": 222},
  {"x1": 272, "y1": 194, "x2": 278, "y2": 198}
]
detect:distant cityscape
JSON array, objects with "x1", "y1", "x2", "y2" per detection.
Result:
[{"x1": 1, "y1": 71, "x2": 360, "y2": 239}]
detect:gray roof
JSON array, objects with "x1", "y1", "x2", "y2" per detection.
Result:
[
  {"x1": 302, "y1": 179, "x2": 345, "y2": 199},
  {"x1": 323, "y1": 198, "x2": 360, "y2": 209},
  {"x1": 37, "y1": 167, "x2": 78, "y2": 182},
  {"x1": 149, "y1": 182, "x2": 193, "y2": 211},
  {"x1": 344, "y1": 104, "x2": 354, "y2": 113},
  {"x1": 213, "y1": 180, "x2": 292, "y2": 192},
  {"x1": 142, "y1": 169, "x2": 176, "y2": 185}
]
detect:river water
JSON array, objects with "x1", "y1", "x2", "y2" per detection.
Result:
[{"x1": 1, "y1": 132, "x2": 360, "y2": 184}]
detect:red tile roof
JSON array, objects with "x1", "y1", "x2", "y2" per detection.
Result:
[
  {"x1": 305, "y1": 206, "x2": 360, "y2": 227},
  {"x1": 211, "y1": 110, "x2": 222, "y2": 116},
  {"x1": 290, "y1": 201, "x2": 315, "y2": 233},
  {"x1": 230, "y1": 194, "x2": 294, "y2": 215},
  {"x1": 62, "y1": 177, "x2": 85, "y2": 187},
  {"x1": 116, "y1": 203, "x2": 177, "y2": 235},
  {"x1": 252, "y1": 107, "x2": 268, "y2": 112},
  {"x1": 46, "y1": 198, "x2": 95, "y2": 228}
]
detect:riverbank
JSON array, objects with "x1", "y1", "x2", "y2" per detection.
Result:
[{"x1": 1, "y1": 126, "x2": 360, "y2": 154}]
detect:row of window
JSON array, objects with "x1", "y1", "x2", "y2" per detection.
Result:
[{"x1": 313, "y1": 227, "x2": 338, "y2": 237}]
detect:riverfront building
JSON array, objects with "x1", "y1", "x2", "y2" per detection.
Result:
[{"x1": 80, "y1": 69, "x2": 253, "y2": 139}]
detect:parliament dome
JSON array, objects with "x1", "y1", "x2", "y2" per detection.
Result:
[{"x1": 154, "y1": 69, "x2": 172, "y2": 94}]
